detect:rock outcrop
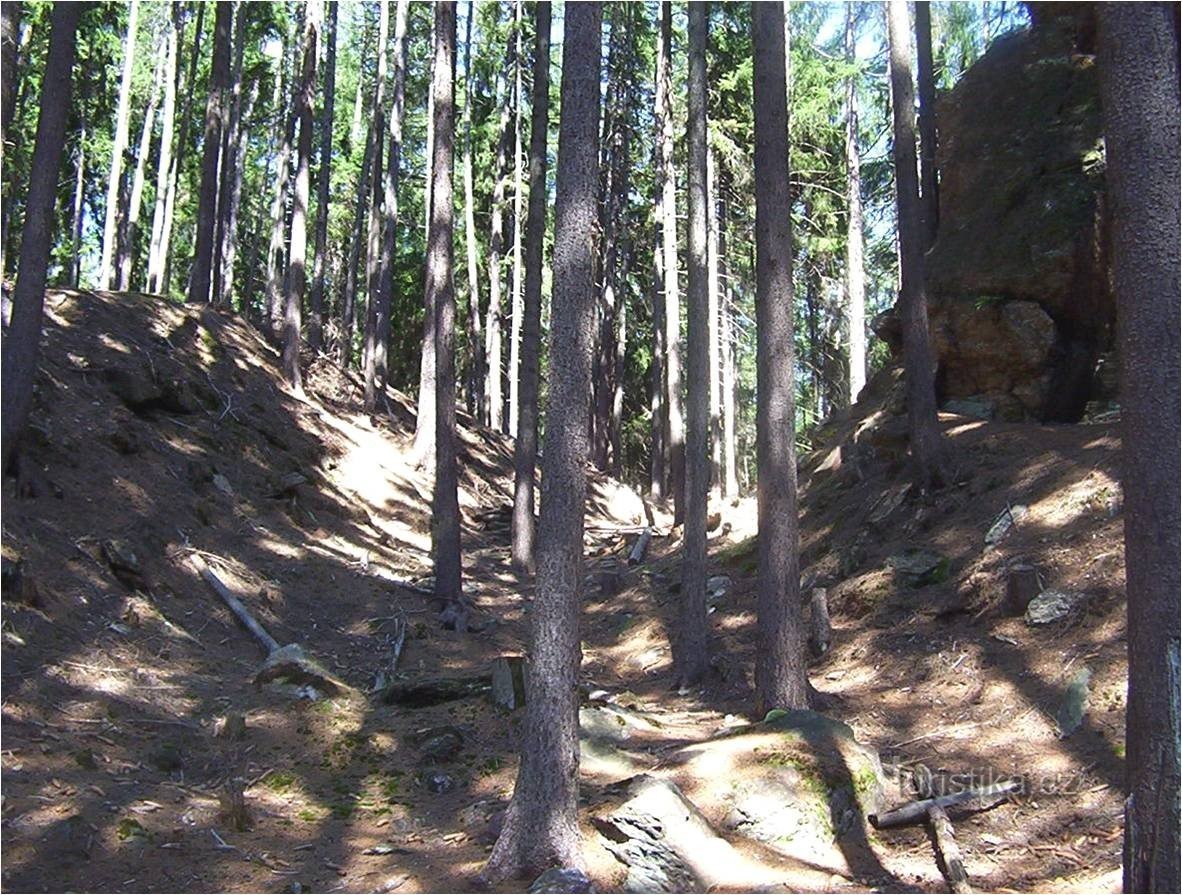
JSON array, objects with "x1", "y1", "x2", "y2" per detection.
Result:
[{"x1": 882, "y1": 6, "x2": 1113, "y2": 422}]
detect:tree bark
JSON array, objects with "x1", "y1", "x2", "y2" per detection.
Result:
[
  {"x1": 160, "y1": 3, "x2": 206, "y2": 296},
  {"x1": 146, "y1": 6, "x2": 180, "y2": 294},
  {"x1": 99, "y1": 0, "x2": 139, "y2": 290},
  {"x1": 658, "y1": 2, "x2": 685, "y2": 526},
  {"x1": 484, "y1": 20, "x2": 515, "y2": 433},
  {"x1": 430, "y1": 1, "x2": 462, "y2": 606},
  {"x1": 511, "y1": 1, "x2": 551, "y2": 575},
  {"x1": 117, "y1": 49, "x2": 164, "y2": 292},
  {"x1": 1096, "y1": 6, "x2": 1181, "y2": 893},
  {"x1": 369, "y1": 0, "x2": 409, "y2": 406},
  {"x1": 362, "y1": 0, "x2": 390, "y2": 411},
  {"x1": 189, "y1": 0, "x2": 231, "y2": 305},
  {"x1": 340, "y1": 117, "x2": 375, "y2": 366},
  {"x1": 677, "y1": 0, "x2": 711, "y2": 688},
  {"x1": 844, "y1": 3, "x2": 867, "y2": 405},
  {"x1": 718, "y1": 178, "x2": 738, "y2": 499},
  {"x1": 706, "y1": 139, "x2": 722, "y2": 495},
  {"x1": 70, "y1": 118, "x2": 86, "y2": 288},
  {"x1": 265, "y1": 28, "x2": 298, "y2": 339},
  {"x1": 650, "y1": 218, "x2": 667, "y2": 499},
  {"x1": 0, "y1": 2, "x2": 20, "y2": 158},
  {"x1": 461, "y1": 0, "x2": 484, "y2": 414},
  {"x1": 1, "y1": 2, "x2": 80, "y2": 473},
  {"x1": 508, "y1": 0, "x2": 524, "y2": 438},
  {"x1": 213, "y1": 0, "x2": 247, "y2": 306},
  {"x1": 915, "y1": 1, "x2": 938, "y2": 251},
  {"x1": 752, "y1": 0, "x2": 808, "y2": 715},
  {"x1": 308, "y1": 0, "x2": 337, "y2": 350},
  {"x1": 283, "y1": 0, "x2": 320, "y2": 391},
  {"x1": 412, "y1": 41, "x2": 438, "y2": 464},
  {"x1": 886, "y1": 0, "x2": 951, "y2": 491},
  {"x1": 484, "y1": 2, "x2": 601, "y2": 879},
  {"x1": 0, "y1": 1, "x2": 23, "y2": 279}
]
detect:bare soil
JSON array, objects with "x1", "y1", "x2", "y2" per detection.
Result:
[{"x1": 2, "y1": 290, "x2": 1126, "y2": 893}]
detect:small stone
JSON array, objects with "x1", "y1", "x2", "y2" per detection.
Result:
[
  {"x1": 528, "y1": 868, "x2": 595, "y2": 893},
  {"x1": 73, "y1": 748, "x2": 98, "y2": 770},
  {"x1": 1056, "y1": 667, "x2": 1092, "y2": 736},
  {"x1": 943, "y1": 397, "x2": 996, "y2": 420},
  {"x1": 422, "y1": 769, "x2": 456, "y2": 794},
  {"x1": 101, "y1": 539, "x2": 142, "y2": 576},
  {"x1": 1025, "y1": 590, "x2": 1087, "y2": 626},
  {"x1": 1, "y1": 547, "x2": 41, "y2": 607},
  {"x1": 888, "y1": 548, "x2": 950, "y2": 587},
  {"x1": 985, "y1": 504, "x2": 1029, "y2": 544},
  {"x1": 212, "y1": 473, "x2": 234, "y2": 496},
  {"x1": 416, "y1": 726, "x2": 464, "y2": 763},
  {"x1": 706, "y1": 575, "x2": 730, "y2": 595}
]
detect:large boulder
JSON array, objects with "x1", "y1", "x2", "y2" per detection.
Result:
[
  {"x1": 902, "y1": 8, "x2": 1112, "y2": 421},
  {"x1": 661, "y1": 710, "x2": 886, "y2": 873}
]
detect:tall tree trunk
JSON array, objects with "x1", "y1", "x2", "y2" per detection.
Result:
[
  {"x1": 283, "y1": 0, "x2": 320, "y2": 391},
  {"x1": 213, "y1": 0, "x2": 247, "y2": 306},
  {"x1": 430, "y1": 0, "x2": 462, "y2": 607},
  {"x1": 362, "y1": 0, "x2": 390, "y2": 411},
  {"x1": 265, "y1": 31, "x2": 298, "y2": 339},
  {"x1": 915, "y1": 1, "x2": 938, "y2": 250},
  {"x1": 462, "y1": 0, "x2": 483, "y2": 414},
  {"x1": 161, "y1": 3, "x2": 206, "y2": 296},
  {"x1": 308, "y1": 1, "x2": 337, "y2": 350},
  {"x1": 117, "y1": 50, "x2": 164, "y2": 291},
  {"x1": 844, "y1": 3, "x2": 866, "y2": 405},
  {"x1": 507, "y1": 0, "x2": 524, "y2": 438},
  {"x1": 340, "y1": 118, "x2": 375, "y2": 366},
  {"x1": 659, "y1": 2, "x2": 685, "y2": 525},
  {"x1": 412, "y1": 43, "x2": 438, "y2": 463},
  {"x1": 0, "y1": 1, "x2": 23, "y2": 280},
  {"x1": 752, "y1": 0, "x2": 808, "y2": 715},
  {"x1": 886, "y1": 0, "x2": 951, "y2": 490},
  {"x1": 650, "y1": 216, "x2": 667, "y2": 498},
  {"x1": 718, "y1": 176, "x2": 738, "y2": 498},
  {"x1": 510, "y1": 1, "x2": 551, "y2": 574},
  {"x1": 484, "y1": 3, "x2": 601, "y2": 879},
  {"x1": 370, "y1": 0, "x2": 410, "y2": 407},
  {"x1": 71, "y1": 119, "x2": 86, "y2": 288},
  {"x1": 146, "y1": 6, "x2": 180, "y2": 294},
  {"x1": 677, "y1": 0, "x2": 711, "y2": 689},
  {"x1": 99, "y1": 0, "x2": 139, "y2": 290},
  {"x1": 0, "y1": 2, "x2": 20, "y2": 158},
  {"x1": 1097, "y1": 6, "x2": 1181, "y2": 892},
  {"x1": 220, "y1": 82, "x2": 255, "y2": 312},
  {"x1": 189, "y1": 0, "x2": 231, "y2": 305},
  {"x1": 484, "y1": 23, "x2": 514, "y2": 433},
  {"x1": 1, "y1": 2, "x2": 80, "y2": 473},
  {"x1": 706, "y1": 140, "x2": 722, "y2": 494}
]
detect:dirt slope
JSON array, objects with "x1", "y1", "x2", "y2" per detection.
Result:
[{"x1": 2, "y1": 290, "x2": 1127, "y2": 894}]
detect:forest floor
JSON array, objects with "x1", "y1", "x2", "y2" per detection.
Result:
[{"x1": 2, "y1": 289, "x2": 1126, "y2": 894}]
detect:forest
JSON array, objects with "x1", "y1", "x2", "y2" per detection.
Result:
[{"x1": 0, "y1": 1, "x2": 1178, "y2": 893}]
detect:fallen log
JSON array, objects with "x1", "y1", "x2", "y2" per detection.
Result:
[
  {"x1": 929, "y1": 802, "x2": 972, "y2": 894},
  {"x1": 628, "y1": 527, "x2": 653, "y2": 566},
  {"x1": 190, "y1": 554, "x2": 346, "y2": 696},
  {"x1": 869, "y1": 779, "x2": 1021, "y2": 829},
  {"x1": 381, "y1": 674, "x2": 492, "y2": 707},
  {"x1": 191, "y1": 555, "x2": 279, "y2": 654}
]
